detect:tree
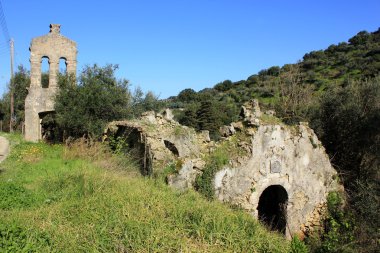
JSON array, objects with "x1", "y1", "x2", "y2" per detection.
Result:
[
  {"x1": 177, "y1": 88, "x2": 198, "y2": 103},
  {"x1": 277, "y1": 64, "x2": 314, "y2": 123},
  {"x1": 214, "y1": 80, "x2": 233, "y2": 92},
  {"x1": 196, "y1": 98, "x2": 222, "y2": 140},
  {"x1": 54, "y1": 64, "x2": 131, "y2": 139},
  {"x1": 130, "y1": 87, "x2": 166, "y2": 117},
  {"x1": 0, "y1": 65, "x2": 30, "y2": 132},
  {"x1": 179, "y1": 104, "x2": 198, "y2": 129}
]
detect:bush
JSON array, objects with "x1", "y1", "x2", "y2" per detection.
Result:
[{"x1": 306, "y1": 191, "x2": 355, "y2": 253}]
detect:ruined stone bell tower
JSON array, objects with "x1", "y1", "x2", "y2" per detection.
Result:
[{"x1": 25, "y1": 24, "x2": 77, "y2": 142}]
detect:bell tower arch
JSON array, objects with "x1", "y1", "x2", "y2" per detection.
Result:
[{"x1": 25, "y1": 24, "x2": 77, "y2": 142}]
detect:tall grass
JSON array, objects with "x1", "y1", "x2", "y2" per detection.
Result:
[{"x1": 0, "y1": 134, "x2": 291, "y2": 252}]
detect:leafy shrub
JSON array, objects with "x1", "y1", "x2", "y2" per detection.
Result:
[
  {"x1": 0, "y1": 182, "x2": 36, "y2": 210},
  {"x1": 0, "y1": 223, "x2": 50, "y2": 252},
  {"x1": 108, "y1": 135, "x2": 128, "y2": 154},
  {"x1": 194, "y1": 148, "x2": 229, "y2": 200},
  {"x1": 307, "y1": 191, "x2": 355, "y2": 253},
  {"x1": 290, "y1": 236, "x2": 309, "y2": 253}
]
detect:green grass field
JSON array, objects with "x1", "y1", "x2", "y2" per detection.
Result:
[{"x1": 0, "y1": 134, "x2": 292, "y2": 252}]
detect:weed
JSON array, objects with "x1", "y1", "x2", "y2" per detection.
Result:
[
  {"x1": 0, "y1": 182, "x2": 37, "y2": 210},
  {"x1": 108, "y1": 135, "x2": 128, "y2": 154},
  {"x1": 194, "y1": 147, "x2": 229, "y2": 200},
  {"x1": 260, "y1": 113, "x2": 283, "y2": 125},
  {"x1": 194, "y1": 132, "x2": 251, "y2": 200},
  {"x1": 0, "y1": 223, "x2": 51, "y2": 252},
  {"x1": 290, "y1": 236, "x2": 309, "y2": 253},
  {"x1": 305, "y1": 191, "x2": 355, "y2": 253}
]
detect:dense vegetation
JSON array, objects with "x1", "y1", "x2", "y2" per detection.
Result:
[
  {"x1": 0, "y1": 134, "x2": 296, "y2": 252},
  {"x1": 170, "y1": 29, "x2": 380, "y2": 252}
]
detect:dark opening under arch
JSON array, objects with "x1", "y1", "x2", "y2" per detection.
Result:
[
  {"x1": 39, "y1": 111, "x2": 61, "y2": 143},
  {"x1": 257, "y1": 185, "x2": 288, "y2": 234}
]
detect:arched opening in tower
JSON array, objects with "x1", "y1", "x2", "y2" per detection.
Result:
[
  {"x1": 257, "y1": 185, "x2": 288, "y2": 234},
  {"x1": 59, "y1": 57, "x2": 67, "y2": 74},
  {"x1": 41, "y1": 57, "x2": 50, "y2": 88}
]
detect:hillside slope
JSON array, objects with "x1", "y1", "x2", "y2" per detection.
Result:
[{"x1": 170, "y1": 28, "x2": 380, "y2": 132}]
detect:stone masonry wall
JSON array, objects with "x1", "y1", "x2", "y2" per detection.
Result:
[{"x1": 25, "y1": 24, "x2": 77, "y2": 142}]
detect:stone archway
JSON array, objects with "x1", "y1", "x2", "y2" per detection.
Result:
[
  {"x1": 39, "y1": 111, "x2": 60, "y2": 143},
  {"x1": 257, "y1": 185, "x2": 288, "y2": 234}
]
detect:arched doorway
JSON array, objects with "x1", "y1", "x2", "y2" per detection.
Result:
[
  {"x1": 39, "y1": 111, "x2": 61, "y2": 143},
  {"x1": 257, "y1": 185, "x2": 288, "y2": 234}
]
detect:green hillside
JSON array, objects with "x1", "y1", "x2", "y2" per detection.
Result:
[
  {"x1": 170, "y1": 28, "x2": 380, "y2": 130},
  {"x1": 0, "y1": 134, "x2": 295, "y2": 252}
]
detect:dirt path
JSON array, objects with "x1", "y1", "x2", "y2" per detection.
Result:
[{"x1": 0, "y1": 136, "x2": 10, "y2": 163}]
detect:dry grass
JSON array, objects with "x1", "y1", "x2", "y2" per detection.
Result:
[{"x1": 63, "y1": 137, "x2": 141, "y2": 177}]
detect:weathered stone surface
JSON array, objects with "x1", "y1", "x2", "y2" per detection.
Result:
[
  {"x1": 25, "y1": 24, "x2": 77, "y2": 142},
  {"x1": 231, "y1": 121, "x2": 244, "y2": 131},
  {"x1": 167, "y1": 159, "x2": 204, "y2": 190},
  {"x1": 270, "y1": 160, "x2": 282, "y2": 173},
  {"x1": 141, "y1": 111, "x2": 157, "y2": 124},
  {"x1": 214, "y1": 122, "x2": 341, "y2": 238}
]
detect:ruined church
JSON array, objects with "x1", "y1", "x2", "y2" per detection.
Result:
[{"x1": 24, "y1": 24, "x2": 341, "y2": 239}]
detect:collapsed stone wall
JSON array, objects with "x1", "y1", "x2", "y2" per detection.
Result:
[
  {"x1": 105, "y1": 101, "x2": 342, "y2": 238},
  {"x1": 104, "y1": 110, "x2": 210, "y2": 181}
]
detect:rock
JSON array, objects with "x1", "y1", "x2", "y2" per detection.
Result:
[
  {"x1": 141, "y1": 111, "x2": 157, "y2": 123},
  {"x1": 167, "y1": 160, "x2": 202, "y2": 190},
  {"x1": 214, "y1": 123, "x2": 341, "y2": 238},
  {"x1": 240, "y1": 99, "x2": 262, "y2": 127},
  {"x1": 163, "y1": 108, "x2": 174, "y2": 121},
  {"x1": 240, "y1": 99, "x2": 262, "y2": 119},
  {"x1": 265, "y1": 110, "x2": 276, "y2": 116},
  {"x1": 200, "y1": 130, "x2": 210, "y2": 142},
  {"x1": 219, "y1": 125, "x2": 236, "y2": 137},
  {"x1": 231, "y1": 121, "x2": 244, "y2": 131},
  {"x1": 105, "y1": 112, "x2": 206, "y2": 176}
]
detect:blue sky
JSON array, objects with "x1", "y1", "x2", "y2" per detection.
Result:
[{"x1": 0, "y1": 0, "x2": 379, "y2": 98}]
